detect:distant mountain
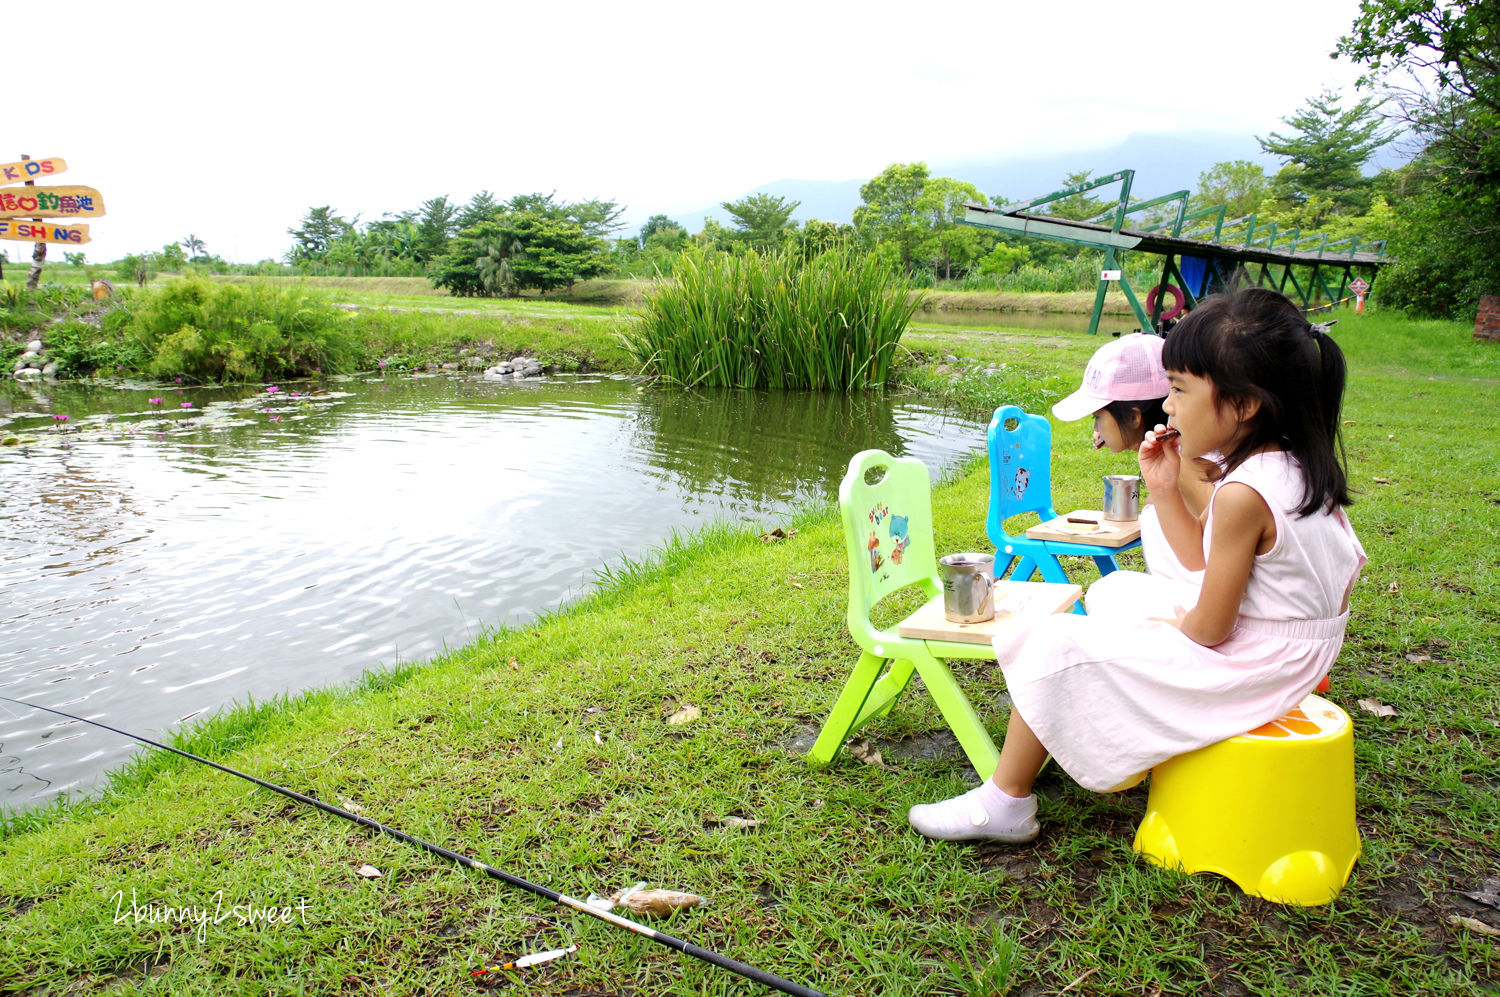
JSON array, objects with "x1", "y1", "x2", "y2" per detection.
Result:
[{"x1": 641, "y1": 130, "x2": 1282, "y2": 237}]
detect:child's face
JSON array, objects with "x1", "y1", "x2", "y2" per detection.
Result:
[
  {"x1": 1163, "y1": 371, "x2": 1245, "y2": 458},
  {"x1": 1091, "y1": 408, "x2": 1135, "y2": 453}
]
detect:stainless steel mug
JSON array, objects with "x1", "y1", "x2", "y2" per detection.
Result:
[
  {"x1": 938, "y1": 553, "x2": 995, "y2": 623},
  {"x1": 1102, "y1": 474, "x2": 1142, "y2": 522}
]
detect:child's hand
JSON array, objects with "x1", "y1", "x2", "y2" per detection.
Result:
[
  {"x1": 1148, "y1": 605, "x2": 1190, "y2": 630},
  {"x1": 1138, "y1": 424, "x2": 1180, "y2": 493}
]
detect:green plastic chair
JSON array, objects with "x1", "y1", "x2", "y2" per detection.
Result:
[{"x1": 807, "y1": 449, "x2": 1001, "y2": 778}]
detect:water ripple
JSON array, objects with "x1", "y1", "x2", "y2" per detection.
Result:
[{"x1": 0, "y1": 374, "x2": 986, "y2": 808}]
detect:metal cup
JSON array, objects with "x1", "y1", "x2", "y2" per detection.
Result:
[
  {"x1": 937, "y1": 553, "x2": 995, "y2": 623},
  {"x1": 1102, "y1": 474, "x2": 1142, "y2": 522}
]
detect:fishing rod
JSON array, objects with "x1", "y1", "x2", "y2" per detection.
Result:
[{"x1": 1, "y1": 696, "x2": 826, "y2": 997}]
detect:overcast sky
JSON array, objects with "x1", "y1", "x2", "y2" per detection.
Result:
[{"x1": 19, "y1": 0, "x2": 1372, "y2": 265}]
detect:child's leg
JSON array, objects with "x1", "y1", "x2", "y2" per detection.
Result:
[
  {"x1": 907, "y1": 706, "x2": 1047, "y2": 842},
  {"x1": 991, "y1": 705, "x2": 1048, "y2": 798}
]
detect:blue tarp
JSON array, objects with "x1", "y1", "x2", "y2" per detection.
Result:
[{"x1": 1179, "y1": 256, "x2": 1210, "y2": 297}]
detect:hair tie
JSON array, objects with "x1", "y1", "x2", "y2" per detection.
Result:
[{"x1": 1310, "y1": 320, "x2": 1337, "y2": 341}]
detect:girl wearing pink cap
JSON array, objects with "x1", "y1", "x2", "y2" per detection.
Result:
[{"x1": 1051, "y1": 333, "x2": 1209, "y2": 585}]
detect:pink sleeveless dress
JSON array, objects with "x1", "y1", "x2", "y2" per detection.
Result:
[{"x1": 995, "y1": 451, "x2": 1366, "y2": 791}]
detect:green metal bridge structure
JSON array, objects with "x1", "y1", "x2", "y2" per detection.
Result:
[{"x1": 960, "y1": 169, "x2": 1389, "y2": 336}]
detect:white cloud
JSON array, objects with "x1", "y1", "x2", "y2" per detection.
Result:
[{"x1": 18, "y1": 0, "x2": 1371, "y2": 264}]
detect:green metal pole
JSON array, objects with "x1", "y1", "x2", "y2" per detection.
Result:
[{"x1": 1088, "y1": 248, "x2": 1115, "y2": 335}]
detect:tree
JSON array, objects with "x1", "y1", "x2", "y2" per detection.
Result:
[
  {"x1": 853, "y1": 162, "x2": 932, "y2": 274},
  {"x1": 638, "y1": 214, "x2": 683, "y2": 245},
  {"x1": 720, "y1": 193, "x2": 800, "y2": 251},
  {"x1": 1336, "y1": 0, "x2": 1499, "y2": 317},
  {"x1": 287, "y1": 206, "x2": 354, "y2": 265},
  {"x1": 181, "y1": 234, "x2": 206, "y2": 259},
  {"x1": 504, "y1": 192, "x2": 625, "y2": 239},
  {"x1": 1192, "y1": 160, "x2": 1270, "y2": 218},
  {"x1": 917, "y1": 177, "x2": 988, "y2": 279},
  {"x1": 476, "y1": 238, "x2": 524, "y2": 297},
  {"x1": 158, "y1": 242, "x2": 188, "y2": 269},
  {"x1": 430, "y1": 213, "x2": 608, "y2": 297},
  {"x1": 415, "y1": 196, "x2": 459, "y2": 262},
  {"x1": 456, "y1": 190, "x2": 501, "y2": 231},
  {"x1": 1257, "y1": 90, "x2": 1392, "y2": 223},
  {"x1": 1046, "y1": 170, "x2": 1108, "y2": 220}
]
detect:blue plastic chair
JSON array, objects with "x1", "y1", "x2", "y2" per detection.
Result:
[{"x1": 985, "y1": 405, "x2": 1140, "y2": 592}]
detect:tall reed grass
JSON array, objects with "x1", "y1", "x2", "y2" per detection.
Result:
[{"x1": 624, "y1": 249, "x2": 919, "y2": 389}]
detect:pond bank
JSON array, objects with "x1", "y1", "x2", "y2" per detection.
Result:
[
  {"x1": 1, "y1": 311, "x2": 1494, "y2": 995},
  {"x1": 207, "y1": 274, "x2": 1136, "y2": 316}
]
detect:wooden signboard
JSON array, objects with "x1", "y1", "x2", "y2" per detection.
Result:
[
  {"x1": 0, "y1": 185, "x2": 104, "y2": 219},
  {"x1": 0, "y1": 157, "x2": 65, "y2": 185},
  {"x1": 0, "y1": 219, "x2": 89, "y2": 245}
]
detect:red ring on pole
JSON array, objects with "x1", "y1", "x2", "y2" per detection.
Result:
[{"x1": 1146, "y1": 283, "x2": 1186, "y2": 321}]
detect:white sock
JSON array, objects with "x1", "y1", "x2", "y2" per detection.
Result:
[{"x1": 907, "y1": 780, "x2": 1039, "y2": 843}]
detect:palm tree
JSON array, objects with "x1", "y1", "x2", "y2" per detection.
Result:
[
  {"x1": 476, "y1": 239, "x2": 523, "y2": 297},
  {"x1": 182, "y1": 234, "x2": 206, "y2": 259}
]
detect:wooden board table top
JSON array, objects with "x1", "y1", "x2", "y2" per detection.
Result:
[
  {"x1": 1025, "y1": 509, "x2": 1142, "y2": 548},
  {"x1": 896, "y1": 580, "x2": 1083, "y2": 645}
]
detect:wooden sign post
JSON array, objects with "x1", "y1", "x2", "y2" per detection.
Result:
[{"x1": 5, "y1": 155, "x2": 103, "y2": 289}]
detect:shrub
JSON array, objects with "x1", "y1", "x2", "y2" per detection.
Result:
[
  {"x1": 114, "y1": 277, "x2": 360, "y2": 382},
  {"x1": 41, "y1": 320, "x2": 150, "y2": 377},
  {"x1": 624, "y1": 248, "x2": 918, "y2": 389}
]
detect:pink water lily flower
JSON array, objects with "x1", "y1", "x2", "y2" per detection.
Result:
[
  {"x1": 181, "y1": 402, "x2": 193, "y2": 409},
  {"x1": 266, "y1": 385, "x2": 280, "y2": 393},
  {"x1": 149, "y1": 398, "x2": 163, "y2": 405}
]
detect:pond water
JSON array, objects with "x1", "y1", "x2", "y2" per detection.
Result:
[{"x1": 0, "y1": 373, "x2": 990, "y2": 810}]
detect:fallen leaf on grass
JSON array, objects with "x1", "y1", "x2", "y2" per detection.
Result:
[
  {"x1": 848, "y1": 738, "x2": 895, "y2": 770},
  {"x1": 356, "y1": 864, "x2": 382, "y2": 879},
  {"x1": 1388, "y1": 581, "x2": 1400, "y2": 594},
  {"x1": 760, "y1": 527, "x2": 798, "y2": 542},
  {"x1": 1372, "y1": 477, "x2": 1391, "y2": 484},
  {"x1": 709, "y1": 815, "x2": 764, "y2": 829},
  {"x1": 1357, "y1": 697, "x2": 1399, "y2": 717},
  {"x1": 1447, "y1": 915, "x2": 1500, "y2": 937},
  {"x1": 666, "y1": 703, "x2": 700, "y2": 725},
  {"x1": 610, "y1": 888, "x2": 709, "y2": 916},
  {"x1": 337, "y1": 797, "x2": 363, "y2": 815},
  {"x1": 1460, "y1": 879, "x2": 1500, "y2": 911}
]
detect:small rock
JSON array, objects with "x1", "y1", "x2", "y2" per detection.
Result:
[
  {"x1": 14, "y1": 368, "x2": 41, "y2": 380},
  {"x1": 25, "y1": 340, "x2": 42, "y2": 353},
  {"x1": 40, "y1": 362, "x2": 57, "y2": 376}
]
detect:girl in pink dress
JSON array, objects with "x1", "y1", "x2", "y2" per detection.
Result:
[{"x1": 909, "y1": 288, "x2": 1367, "y2": 842}]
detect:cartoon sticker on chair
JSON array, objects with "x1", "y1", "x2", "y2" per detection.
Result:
[
  {"x1": 868, "y1": 503, "x2": 889, "y2": 528},
  {"x1": 867, "y1": 531, "x2": 883, "y2": 573},
  {"x1": 1012, "y1": 467, "x2": 1031, "y2": 501},
  {"x1": 888, "y1": 514, "x2": 910, "y2": 564}
]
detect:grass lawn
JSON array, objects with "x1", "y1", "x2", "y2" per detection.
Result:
[{"x1": 0, "y1": 308, "x2": 1495, "y2": 995}]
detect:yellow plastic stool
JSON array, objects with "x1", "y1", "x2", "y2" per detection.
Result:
[{"x1": 1133, "y1": 694, "x2": 1359, "y2": 906}]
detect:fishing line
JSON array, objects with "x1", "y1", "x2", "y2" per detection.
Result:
[{"x1": 1, "y1": 696, "x2": 826, "y2": 997}]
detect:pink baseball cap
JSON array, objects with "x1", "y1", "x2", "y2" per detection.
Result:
[{"x1": 1051, "y1": 333, "x2": 1170, "y2": 422}]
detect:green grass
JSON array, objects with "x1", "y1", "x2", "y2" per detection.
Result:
[{"x1": 0, "y1": 305, "x2": 1495, "y2": 995}]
